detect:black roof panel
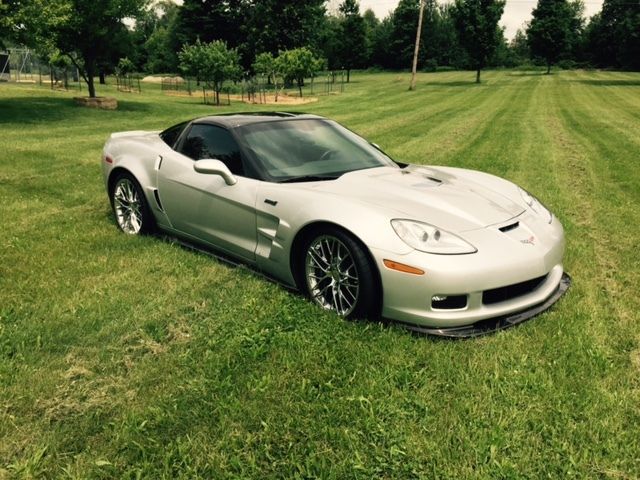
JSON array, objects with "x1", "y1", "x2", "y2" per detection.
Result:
[{"x1": 193, "y1": 112, "x2": 323, "y2": 128}]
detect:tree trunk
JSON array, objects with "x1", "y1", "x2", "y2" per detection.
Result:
[
  {"x1": 546, "y1": 62, "x2": 551, "y2": 74},
  {"x1": 476, "y1": 68, "x2": 481, "y2": 83},
  {"x1": 99, "y1": 69, "x2": 106, "y2": 84},
  {"x1": 409, "y1": 0, "x2": 425, "y2": 91},
  {"x1": 347, "y1": 69, "x2": 350, "y2": 83},
  {"x1": 86, "y1": 57, "x2": 96, "y2": 98},
  {"x1": 298, "y1": 79, "x2": 303, "y2": 98}
]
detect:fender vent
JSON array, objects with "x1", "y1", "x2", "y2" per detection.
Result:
[
  {"x1": 152, "y1": 189, "x2": 164, "y2": 211},
  {"x1": 499, "y1": 221, "x2": 519, "y2": 233}
]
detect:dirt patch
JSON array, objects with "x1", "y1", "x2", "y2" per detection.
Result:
[
  {"x1": 142, "y1": 75, "x2": 185, "y2": 84},
  {"x1": 232, "y1": 93, "x2": 318, "y2": 105}
]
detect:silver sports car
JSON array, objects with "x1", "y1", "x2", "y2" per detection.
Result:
[{"x1": 102, "y1": 113, "x2": 570, "y2": 336}]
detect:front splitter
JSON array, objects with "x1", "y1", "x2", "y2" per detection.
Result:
[{"x1": 398, "y1": 273, "x2": 572, "y2": 338}]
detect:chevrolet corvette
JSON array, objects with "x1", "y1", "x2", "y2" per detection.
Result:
[{"x1": 102, "y1": 113, "x2": 570, "y2": 336}]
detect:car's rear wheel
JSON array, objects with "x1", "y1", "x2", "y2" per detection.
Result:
[
  {"x1": 302, "y1": 228, "x2": 378, "y2": 319},
  {"x1": 110, "y1": 172, "x2": 154, "y2": 235}
]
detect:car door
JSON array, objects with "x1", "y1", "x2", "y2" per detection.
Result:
[{"x1": 157, "y1": 123, "x2": 258, "y2": 262}]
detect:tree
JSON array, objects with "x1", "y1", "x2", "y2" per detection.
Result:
[
  {"x1": 0, "y1": 1, "x2": 14, "y2": 48},
  {"x1": 241, "y1": 0, "x2": 326, "y2": 65},
  {"x1": 7, "y1": 0, "x2": 146, "y2": 97},
  {"x1": 362, "y1": 8, "x2": 379, "y2": 65},
  {"x1": 276, "y1": 47, "x2": 324, "y2": 97},
  {"x1": 510, "y1": 28, "x2": 530, "y2": 64},
  {"x1": 179, "y1": 40, "x2": 241, "y2": 105},
  {"x1": 389, "y1": 0, "x2": 421, "y2": 69},
  {"x1": 451, "y1": 0, "x2": 506, "y2": 83},
  {"x1": 173, "y1": 0, "x2": 244, "y2": 51},
  {"x1": 584, "y1": 0, "x2": 639, "y2": 70},
  {"x1": 130, "y1": 0, "x2": 180, "y2": 73},
  {"x1": 527, "y1": 0, "x2": 574, "y2": 73},
  {"x1": 253, "y1": 52, "x2": 277, "y2": 83},
  {"x1": 369, "y1": 16, "x2": 394, "y2": 68},
  {"x1": 336, "y1": 0, "x2": 366, "y2": 82}
]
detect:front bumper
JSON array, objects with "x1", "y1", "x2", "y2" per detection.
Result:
[
  {"x1": 398, "y1": 273, "x2": 571, "y2": 337},
  {"x1": 372, "y1": 213, "x2": 567, "y2": 330}
]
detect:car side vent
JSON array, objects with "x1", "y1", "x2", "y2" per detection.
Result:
[
  {"x1": 153, "y1": 189, "x2": 164, "y2": 211},
  {"x1": 426, "y1": 176, "x2": 442, "y2": 183},
  {"x1": 499, "y1": 221, "x2": 519, "y2": 233}
]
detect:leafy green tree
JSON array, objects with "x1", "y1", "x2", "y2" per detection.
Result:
[
  {"x1": 276, "y1": 47, "x2": 324, "y2": 97},
  {"x1": 451, "y1": 0, "x2": 506, "y2": 83},
  {"x1": 527, "y1": 0, "x2": 574, "y2": 73},
  {"x1": 253, "y1": 52, "x2": 277, "y2": 84},
  {"x1": 509, "y1": 28, "x2": 530, "y2": 64},
  {"x1": 179, "y1": 39, "x2": 241, "y2": 105},
  {"x1": 584, "y1": 0, "x2": 639, "y2": 70},
  {"x1": 0, "y1": 1, "x2": 14, "y2": 48},
  {"x1": 336, "y1": 0, "x2": 366, "y2": 82},
  {"x1": 115, "y1": 57, "x2": 135, "y2": 76},
  {"x1": 369, "y1": 16, "x2": 394, "y2": 68},
  {"x1": 241, "y1": 0, "x2": 326, "y2": 64},
  {"x1": 129, "y1": 0, "x2": 179, "y2": 73},
  {"x1": 318, "y1": 14, "x2": 342, "y2": 70},
  {"x1": 362, "y1": 8, "x2": 380, "y2": 65},
  {"x1": 6, "y1": 0, "x2": 146, "y2": 97},
  {"x1": 389, "y1": 0, "x2": 420, "y2": 69}
]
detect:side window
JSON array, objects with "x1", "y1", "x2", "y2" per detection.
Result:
[
  {"x1": 180, "y1": 124, "x2": 244, "y2": 175},
  {"x1": 160, "y1": 121, "x2": 188, "y2": 148}
]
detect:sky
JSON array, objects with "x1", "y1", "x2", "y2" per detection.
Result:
[{"x1": 344, "y1": 0, "x2": 605, "y2": 39}]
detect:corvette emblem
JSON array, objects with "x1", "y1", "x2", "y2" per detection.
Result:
[{"x1": 520, "y1": 236, "x2": 535, "y2": 246}]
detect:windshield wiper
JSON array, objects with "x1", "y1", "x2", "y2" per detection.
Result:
[{"x1": 278, "y1": 175, "x2": 339, "y2": 183}]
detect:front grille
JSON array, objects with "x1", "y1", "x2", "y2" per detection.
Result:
[{"x1": 482, "y1": 275, "x2": 547, "y2": 305}]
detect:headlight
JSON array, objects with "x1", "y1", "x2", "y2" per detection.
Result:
[
  {"x1": 391, "y1": 219, "x2": 477, "y2": 254},
  {"x1": 519, "y1": 187, "x2": 553, "y2": 224}
]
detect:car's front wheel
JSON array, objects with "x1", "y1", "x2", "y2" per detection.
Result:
[
  {"x1": 110, "y1": 172, "x2": 155, "y2": 235},
  {"x1": 302, "y1": 228, "x2": 379, "y2": 319}
]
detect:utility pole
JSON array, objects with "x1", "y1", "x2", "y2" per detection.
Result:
[{"x1": 409, "y1": 0, "x2": 425, "y2": 91}]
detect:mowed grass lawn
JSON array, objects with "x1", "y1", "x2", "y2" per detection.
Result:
[{"x1": 1, "y1": 70, "x2": 639, "y2": 478}]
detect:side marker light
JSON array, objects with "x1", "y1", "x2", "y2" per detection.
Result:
[{"x1": 383, "y1": 259, "x2": 425, "y2": 275}]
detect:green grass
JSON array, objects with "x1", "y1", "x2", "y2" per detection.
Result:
[{"x1": 1, "y1": 70, "x2": 639, "y2": 479}]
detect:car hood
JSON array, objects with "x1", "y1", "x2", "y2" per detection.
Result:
[{"x1": 308, "y1": 166, "x2": 525, "y2": 233}]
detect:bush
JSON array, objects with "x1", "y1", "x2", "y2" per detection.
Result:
[{"x1": 422, "y1": 59, "x2": 438, "y2": 72}]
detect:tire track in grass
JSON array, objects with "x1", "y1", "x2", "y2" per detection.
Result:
[
  {"x1": 556, "y1": 75, "x2": 640, "y2": 323},
  {"x1": 549, "y1": 74, "x2": 640, "y2": 478},
  {"x1": 371, "y1": 74, "x2": 535, "y2": 165},
  {"x1": 411, "y1": 73, "x2": 538, "y2": 168},
  {"x1": 353, "y1": 70, "x2": 529, "y2": 140},
  {"x1": 322, "y1": 72, "x2": 483, "y2": 132},
  {"x1": 589, "y1": 70, "x2": 640, "y2": 113},
  {"x1": 566, "y1": 70, "x2": 640, "y2": 130}
]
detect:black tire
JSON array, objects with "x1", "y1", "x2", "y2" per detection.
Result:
[
  {"x1": 110, "y1": 172, "x2": 155, "y2": 235},
  {"x1": 301, "y1": 227, "x2": 379, "y2": 319}
]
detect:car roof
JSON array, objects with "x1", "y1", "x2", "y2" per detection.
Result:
[{"x1": 192, "y1": 112, "x2": 325, "y2": 128}]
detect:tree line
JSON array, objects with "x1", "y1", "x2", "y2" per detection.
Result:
[{"x1": 1, "y1": 0, "x2": 638, "y2": 97}]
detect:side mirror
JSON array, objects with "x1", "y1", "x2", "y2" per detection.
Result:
[{"x1": 193, "y1": 159, "x2": 237, "y2": 186}]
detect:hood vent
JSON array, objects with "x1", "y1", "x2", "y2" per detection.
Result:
[{"x1": 499, "y1": 221, "x2": 519, "y2": 233}]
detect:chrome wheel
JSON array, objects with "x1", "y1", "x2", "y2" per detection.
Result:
[
  {"x1": 113, "y1": 177, "x2": 143, "y2": 234},
  {"x1": 305, "y1": 235, "x2": 360, "y2": 316}
]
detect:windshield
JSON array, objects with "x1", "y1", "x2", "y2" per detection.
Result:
[{"x1": 237, "y1": 119, "x2": 398, "y2": 182}]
